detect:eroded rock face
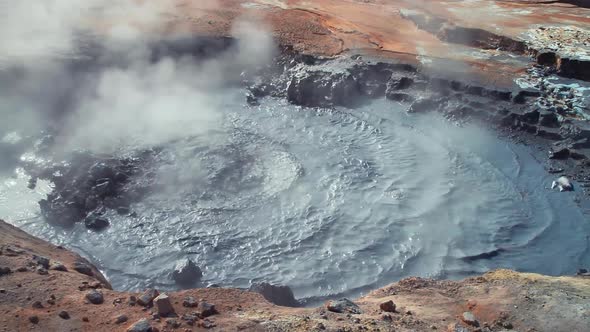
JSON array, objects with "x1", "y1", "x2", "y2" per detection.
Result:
[
  {"x1": 249, "y1": 283, "x2": 300, "y2": 307},
  {"x1": 172, "y1": 258, "x2": 203, "y2": 286}
]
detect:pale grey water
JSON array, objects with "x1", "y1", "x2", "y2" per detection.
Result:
[{"x1": 1, "y1": 93, "x2": 589, "y2": 302}]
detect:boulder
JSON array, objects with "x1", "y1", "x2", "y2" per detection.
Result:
[
  {"x1": 32, "y1": 255, "x2": 50, "y2": 269},
  {"x1": 50, "y1": 261, "x2": 67, "y2": 271},
  {"x1": 85, "y1": 290, "x2": 104, "y2": 305},
  {"x1": 137, "y1": 288, "x2": 160, "y2": 306},
  {"x1": 461, "y1": 311, "x2": 479, "y2": 327},
  {"x1": 154, "y1": 293, "x2": 174, "y2": 317},
  {"x1": 379, "y1": 300, "x2": 396, "y2": 313},
  {"x1": 326, "y1": 298, "x2": 361, "y2": 314},
  {"x1": 73, "y1": 262, "x2": 93, "y2": 276},
  {"x1": 249, "y1": 283, "x2": 299, "y2": 307},
  {"x1": 183, "y1": 296, "x2": 198, "y2": 308},
  {"x1": 539, "y1": 111, "x2": 559, "y2": 128},
  {"x1": 127, "y1": 318, "x2": 152, "y2": 332},
  {"x1": 172, "y1": 258, "x2": 202, "y2": 285},
  {"x1": 196, "y1": 301, "x2": 217, "y2": 318}
]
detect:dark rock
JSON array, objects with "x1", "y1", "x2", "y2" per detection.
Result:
[
  {"x1": 172, "y1": 258, "x2": 202, "y2": 285},
  {"x1": 246, "y1": 91, "x2": 259, "y2": 106},
  {"x1": 154, "y1": 293, "x2": 174, "y2": 317},
  {"x1": 389, "y1": 76, "x2": 414, "y2": 91},
  {"x1": 32, "y1": 255, "x2": 50, "y2": 269},
  {"x1": 182, "y1": 313, "x2": 198, "y2": 326},
  {"x1": 85, "y1": 290, "x2": 104, "y2": 304},
  {"x1": 36, "y1": 267, "x2": 48, "y2": 275},
  {"x1": 182, "y1": 296, "x2": 198, "y2": 308},
  {"x1": 166, "y1": 318, "x2": 182, "y2": 328},
  {"x1": 537, "y1": 128, "x2": 563, "y2": 140},
  {"x1": 287, "y1": 72, "x2": 361, "y2": 108},
  {"x1": 326, "y1": 298, "x2": 361, "y2": 314},
  {"x1": 379, "y1": 300, "x2": 396, "y2": 313},
  {"x1": 58, "y1": 311, "x2": 70, "y2": 320},
  {"x1": 539, "y1": 111, "x2": 559, "y2": 128},
  {"x1": 550, "y1": 147, "x2": 570, "y2": 160},
  {"x1": 32, "y1": 301, "x2": 44, "y2": 309},
  {"x1": 521, "y1": 109, "x2": 540, "y2": 124},
  {"x1": 0, "y1": 266, "x2": 12, "y2": 276},
  {"x1": 249, "y1": 282, "x2": 299, "y2": 307},
  {"x1": 50, "y1": 261, "x2": 67, "y2": 271},
  {"x1": 127, "y1": 318, "x2": 152, "y2": 332},
  {"x1": 138, "y1": 288, "x2": 160, "y2": 307},
  {"x1": 537, "y1": 51, "x2": 558, "y2": 66},
  {"x1": 196, "y1": 301, "x2": 218, "y2": 318},
  {"x1": 461, "y1": 311, "x2": 479, "y2": 327},
  {"x1": 114, "y1": 314, "x2": 129, "y2": 324},
  {"x1": 73, "y1": 262, "x2": 94, "y2": 276},
  {"x1": 29, "y1": 316, "x2": 39, "y2": 324},
  {"x1": 84, "y1": 215, "x2": 110, "y2": 231}
]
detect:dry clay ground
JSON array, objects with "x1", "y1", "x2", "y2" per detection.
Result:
[{"x1": 1, "y1": 219, "x2": 590, "y2": 332}]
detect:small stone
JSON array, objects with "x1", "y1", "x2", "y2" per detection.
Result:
[
  {"x1": 0, "y1": 289, "x2": 5, "y2": 293},
  {"x1": 172, "y1": 258, "x2": 202, "y2": 285},
  {"x1": 196, "y1": 301, "x2": 217, "y2": 318},
  {"x1": 447, "y1": 323, "x2": 469, "y2": 332},
  {"x1": 32, "y1": 255, "x2": 50, "y2": 268},
  {"x1": 200, "y1": 319, "x2": 216, "y2": 329},
  {"x1": 85, "y1": 290, "x2": 104, "y2": 304},
  {"x1": 128, "y1": 295, "x2": 137, "y2": 306},
  {"x1": 316, "y1": 322, "x2": 326, "y2": 330},
  {"x1": 82, "y1": 317, "x2": 89, "y2": 322},
  {"x1": 461, "y1": 311, "x2": 479, "y2": 327},
  {"x1": 249, "y1": 283, "x2": 299, "y2": 307},
  {"x1": 166, "y1": 318, "x2": 182, "y2": 328},
  {"x1": 36, "y1": 266, "x2": 48, "y2": 275},
  {"x1": 73, "y1": 262, "x2": 93, "y2": 276},
  {"x1": 32, "y1": 301, "x2": 43, "y2": 309},
  {"x1": 50, "y1": 261, "x2": 68, "y2": 271},
  {"x1": 16, "y1": 266, "x2": 28, "y2": 272},
  {"x1": 114, "y1": 315, "x2": 128, "y2": 324},
  {"x1": 379, "y1": 300, "x2": 396, "y2": 313},
  {"x1": 0, "y1": 267, "x2": 12, "y2": 276},
  {"x1": 137, "y1": 288, "x2": 159, "y2": 306},
  {"x1": 182, "y1": 296, "x2": 198, "y2": 308},
  {"x1": 326, "y1": 298, "x2": 361, "y2": 314},
  {"x1": 58, "y1": 311, "x2": 70, "y2": 320},
  {"x1": 154, "y1": 293, "x2": 175, "y2": 317},
  {"x1": 127, "y1": 318, "x2": 152, "y2": 332},
  {"x1": 29, "y1": 316, "x2": 39, "y2": 324}
]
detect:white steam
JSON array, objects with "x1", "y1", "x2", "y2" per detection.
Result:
[{"x1": 0, "y1": 0, "x2": 276, "y2": 154}]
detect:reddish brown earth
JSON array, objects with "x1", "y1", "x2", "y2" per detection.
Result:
[
  {"x1": 107, "y1": 0, "x2": 590, "y2": 86},
  {"x1": 2, "y1": 219, "x2": 590, "y2": 332}
]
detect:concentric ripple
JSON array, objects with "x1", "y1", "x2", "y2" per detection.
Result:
[{"x1": 1, "y1": 91, "x2": 589, "y2": 302}]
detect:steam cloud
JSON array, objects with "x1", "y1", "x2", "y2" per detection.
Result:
[{"x1": 0, "y1": 0, "x2": 276, "y2": 154}]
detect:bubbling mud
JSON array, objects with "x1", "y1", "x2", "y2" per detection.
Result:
[{"x1": 1, "y1": 92, "x2": 589, "y2": 303}]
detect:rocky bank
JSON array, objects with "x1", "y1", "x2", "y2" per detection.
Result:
[{"x1": 1, "y1": 219, "x2": 590, "y2": 332}]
